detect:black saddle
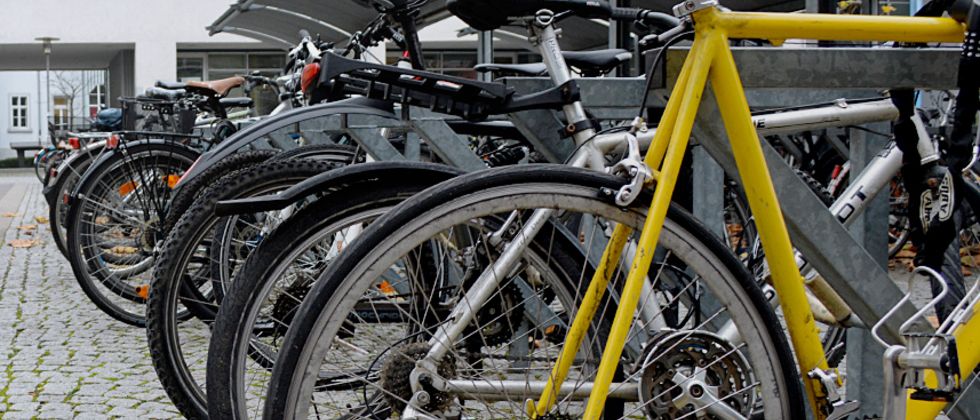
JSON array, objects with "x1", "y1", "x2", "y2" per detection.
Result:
[
  {"x1": 563, "y1": 49, "x2": 632, "y2": 76},
  {"x1": 156, "y1": 80, "x2": 187, "y2": 90},
  {"x1": 474, "y1": 63, "x2": 548, "y2": 77}
]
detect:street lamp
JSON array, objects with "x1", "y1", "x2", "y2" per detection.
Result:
[{"x1": 35, "y1": 37, "x2": 59, "y2": 145}]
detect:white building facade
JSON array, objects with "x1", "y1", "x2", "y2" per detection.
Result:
[{"x1": 0, "y1": 0, "x2": 270, "y2": 157}]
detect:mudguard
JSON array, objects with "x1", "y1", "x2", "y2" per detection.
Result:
[
  {"x1": 175, "y1": 97, "x2": 397, "y2": 194},
  {"x1": 68, "y1": 138, "x2": 201, "y2": 203},
  {"x1": 42, "y1": 140, "x2": 108, "y2": 205},
  {"x1": 214, "y1": 161, "x2": 463, "y2": 216}
]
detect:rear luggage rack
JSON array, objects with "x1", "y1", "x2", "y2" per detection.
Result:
[{"x1": 316, "y1": 52, "x2": 580, "y2": 121}]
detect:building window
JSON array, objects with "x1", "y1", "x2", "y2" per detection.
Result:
[
  {"x1": 53, "y1": 96, "x2": 68, "y2": 130},
  {"x1": 9, "y1": 95, "x2": 29, "y2": 131},
  {"x1": 178, "y1": 57, "x2": 204, "y2": 82},
  {"x1": 177, "y1": 52, "x2": 285, "y2": 96},
  {"x1": 88, "y1": 85, "x2": 106, "y2": 117}
]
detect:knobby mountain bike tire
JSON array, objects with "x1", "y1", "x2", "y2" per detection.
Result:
[
  {"x1": 161, "y1": 149, "x2": 280, "y2": 236},
  {"x1": 147, "y1": 158, "x2": 343, "y2": 419},
  {"x1": 262, "y1": 165, "x2": 804, "y2": 420}
]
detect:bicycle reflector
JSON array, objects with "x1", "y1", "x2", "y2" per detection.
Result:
[
  {"x1": 106, "y1": 134, "x2": 120, "y2": 149},
  {"x1": 301, "y1": 62, "x2": 321, "y2": 94},
  {"x1": 68, "y1": 137, "x2": 80, "y2": 149}
]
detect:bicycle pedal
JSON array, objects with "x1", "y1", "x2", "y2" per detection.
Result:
[{"x1": 826, "y1": 399, "x2": 860, "y2": 420}]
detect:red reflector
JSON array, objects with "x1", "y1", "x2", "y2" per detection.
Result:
[
  {"x1": 68, "y1": 137, "x2": 80, "y2": 149},
  {"x1": 63, "y1": 193, "x2": 70, "y2": 205},
  {"x1": 301, "y1": 62, "x2": 321, "y2": 95},
  {"x1": 50, "y1": 167, "x2": 58, "y2": 179},
  {"x1": 107, "y1": 135, "x2": 120, "y2": 149}
]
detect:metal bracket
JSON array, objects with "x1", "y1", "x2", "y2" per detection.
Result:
[
  {"x1": 607, "y1": 131, "x2": 653, "y2": 206},
  {"x1": 672, "y1": 0, "x2": 719, "y2": 17}
]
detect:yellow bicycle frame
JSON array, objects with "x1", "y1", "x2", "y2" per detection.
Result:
[{"x1": 528, "y1": 5, "x2": 979, "y2": 420}]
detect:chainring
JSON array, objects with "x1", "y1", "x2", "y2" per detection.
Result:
[{"x1": 636, "y1": 330, "x2": 755, "y2": 418}]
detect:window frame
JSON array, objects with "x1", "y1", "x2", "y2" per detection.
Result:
[{"x1": 8, "y1": 94, "x2": 30, "y2": 132}]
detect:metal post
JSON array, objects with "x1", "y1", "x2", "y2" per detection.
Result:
[
  {"x1": 35, "y1": 71, "x2": 42, "y2": 145},
  {"x1": 844, "y1": 123, "x2": 890, "y2": 417},
  {"x1": 35, "y1": 37, "x2": 58, "y2": 137},
  {"x1": 477, "y1": 31, "x2": 493, "y2": 82}
]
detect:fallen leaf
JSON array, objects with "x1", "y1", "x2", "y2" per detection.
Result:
[
  {"x1": 110, "y1": 246, "x2": 139, "y2": 255},
  {"x1": 34, "y1": 216, "x2": 48, "y2": 224},
  {"x1": 8, "y1": 239, "x2": 39, "y2": 248},
  {"x1": 95, "y1": 216, "x2": 110, "y2": 225},
  {"x1": 1, "y1": 212, "x2": 19, "y2": 218},
  {"x1": 16, "y1": 224, "x2": 36, "y2": 231},
  {"x1": 895, "y1": 249, "x2": 916, "y2": 258}
]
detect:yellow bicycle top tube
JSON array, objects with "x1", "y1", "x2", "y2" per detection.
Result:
[{"x1": 690, "y1": 5, "x2": 964, "y2": 44}]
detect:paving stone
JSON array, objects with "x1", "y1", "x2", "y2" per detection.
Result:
[{"x1": 0, "y1": 174, "x2": 180, "y2": 418}]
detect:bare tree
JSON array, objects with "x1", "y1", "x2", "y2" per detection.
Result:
[{"x1": 52, "y1": 71, "x2": 84, "y2": 129}]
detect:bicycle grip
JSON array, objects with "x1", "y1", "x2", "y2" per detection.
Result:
[{"x1": 610, "y1": 7, "x2": 643, "y2": 20}]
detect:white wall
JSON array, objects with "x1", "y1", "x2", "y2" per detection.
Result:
[
  {"x1": 0, "y1": 0, "x2": 262, "y2": 93},
  {"x1": 0, "y1": 72, "x2": 45, "y2": 159}
]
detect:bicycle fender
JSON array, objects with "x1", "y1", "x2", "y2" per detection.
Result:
[
  {"x1": 175, "y1": 97, "x2": 397, "y2": 192},
  {"x1": 214, "y1": 161, "x2": 463, "y2": 216},
  {"x1": 68, "y1": 139, "x2": 200, "y2": 203}
]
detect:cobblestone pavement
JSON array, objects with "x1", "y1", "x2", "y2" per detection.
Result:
[{"x1": 0, "y1": 170, "x2": 180, "y2": 419}]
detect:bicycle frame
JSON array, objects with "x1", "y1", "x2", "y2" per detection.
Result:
[{"x1": 530, "y1": 4, "x2": 978, "y2": 419}]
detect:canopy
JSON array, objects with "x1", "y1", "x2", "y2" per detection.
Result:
[
  {"x1": 209, "y1": 0, "x2": 450, "y2": 48},
  {"x1": 209, "y1": 0, "x2": 804, "y2": 50}
]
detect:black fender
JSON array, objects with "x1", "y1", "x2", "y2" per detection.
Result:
[
  {"x1": 214, "y1": 161, "x2": 464, "y2": 216},
  {"x1": 43, "y1": 140, "x2": 108, "y2": 205},
  {"x1": 175, "y1": 97, "x2": 397, "y2": 194},
  {"x1": 69, "y1": 138, "x2": 201, "y2": 203}
]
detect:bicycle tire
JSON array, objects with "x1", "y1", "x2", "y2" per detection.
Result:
[
  {"x1": 270, "y1": 143, "x2": 360, "y2": 163},
  {"x1": 162, "y1": 149, "x2": 280, "y2": 236},
  {"x1": 263, "y1": 165, "x2": 804, "y2": 420},
  {"x1": 147, "y1": 158, "x2": 341, "y2": 419}
]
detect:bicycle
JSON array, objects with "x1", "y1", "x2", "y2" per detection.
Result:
[{"x1": 257, "y1": 0, "x2": 979, "y2": 418}]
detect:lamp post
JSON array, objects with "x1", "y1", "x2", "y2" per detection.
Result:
[{"x1": 35, "y1": 37, "x2": 59, "y2": 144}]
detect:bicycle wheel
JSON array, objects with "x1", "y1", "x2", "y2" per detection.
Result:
[
  {"x1": 64, "y1": 141, "x2": 199, "y2": 326},
  {"x1": 47, "y1": 151, "x2": 99, "y2": 256},
  {"x1": 888, "y1": 178, "x2": 911, "y2": 257},
  {"x1": 148, "y1": 158, "x2": 341, "y2": 419},
  {"x1": 206, "y1": 163, "x2": 469, "y2": 419},
  {"x1": 264, "y1": 165, "x2": 803, "y2": 419}
]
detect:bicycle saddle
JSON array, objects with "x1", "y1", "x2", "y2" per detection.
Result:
[
  {"x1": 219, "y1": 97, "x2": 254, "y2": 108},
  {"x1": 184, "y1": 76, "x2": 245, "y2": 97},
  {"x1": 563, "y1": 49, "x2": 631, "y2": 75},
  {"x1": 143, "y1": 87, "x2": 186, "y2": 101},
  {"x1": 156, "y1": 80, "x2": 187, "y2": 90},
  {"x1": 474, "y1": 63, "x2": 548, "y2": 76}
]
